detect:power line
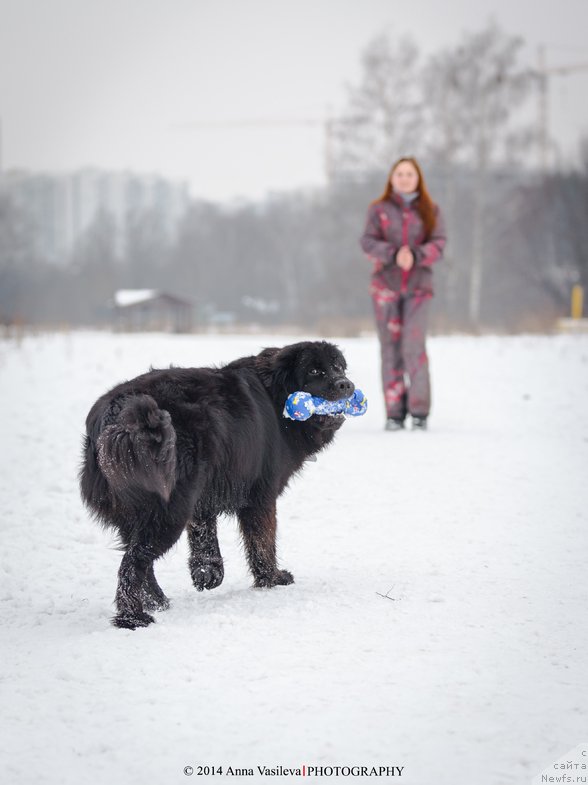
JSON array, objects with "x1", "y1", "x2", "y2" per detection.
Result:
[{"x1": 171, "y1": 112, "x2": 368, "y2": 186}]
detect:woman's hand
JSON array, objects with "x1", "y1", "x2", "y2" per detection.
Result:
[{"x1": 396, "y1": 245, "x2": 414, "y2": 271}]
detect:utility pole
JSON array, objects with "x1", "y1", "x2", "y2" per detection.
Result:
[
  {"x1": 537, "y1": 46, "x2": 549, "y2": 172},
  {"x1": 468, "y1": 91, "x2": 488, "y2": 328},
  {"x1": 536, "y1": 47, "x2": 588, "y2": 171}
]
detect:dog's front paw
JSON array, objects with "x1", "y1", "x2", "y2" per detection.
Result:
[
  {"x1": 190, "y1": 557, "x2": 224, "y2": 591},
  {"x1": 254, "y1": 569, "x2": 294, "y2": 588}
]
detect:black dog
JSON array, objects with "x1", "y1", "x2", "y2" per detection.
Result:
[{"x1": 80, "y1": 341, "x2": 354, "y2": 629}]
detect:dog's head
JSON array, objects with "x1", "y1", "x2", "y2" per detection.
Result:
[{"x1": 256, "y1": 341, "x2": 355, "y2": 415}]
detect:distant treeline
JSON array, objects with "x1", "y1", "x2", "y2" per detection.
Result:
[
  {"x1": 0, "y1": 162, "x2": 586, "y2": 333},
  {"x1": 2, "y1": 23, "x2": 587, "y2": 333}
]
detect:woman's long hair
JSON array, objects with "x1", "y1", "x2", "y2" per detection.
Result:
[{"x1": 373, "y1": 157, "x2": 437, "y2": 240}]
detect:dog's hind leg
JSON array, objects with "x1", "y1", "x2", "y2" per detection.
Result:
[
  {"x1": 113, "y1": 544, "x2": 159, "y2": 629},
  {"x1": 188, "y1": 517, "x2": 224, "y2": 591},
  {"x1": 238, "y1": 500, "x2": 294, "y2": 588},
  {"x1": 141, "y1": 562, "x2": 171, "y2": 612},
  {"x1": 111, "y1": 492, "x2": 191, "y2": 628}
]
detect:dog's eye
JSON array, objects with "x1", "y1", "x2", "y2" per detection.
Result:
[{"x1": 308, "y1": 368, "x2": 322, "y2": 376}]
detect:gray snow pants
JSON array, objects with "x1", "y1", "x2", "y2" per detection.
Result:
[{"x1": 372, "y1": 288, "x2": 432, "y2": 420}]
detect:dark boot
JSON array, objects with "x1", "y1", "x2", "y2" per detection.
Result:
[{"x1": 411, "y1": 415, "x2": 428, "y2": 431}]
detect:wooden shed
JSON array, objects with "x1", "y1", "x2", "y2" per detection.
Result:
[{"x1": 113, "y1": 290, "x2": 193, "y2": 333}]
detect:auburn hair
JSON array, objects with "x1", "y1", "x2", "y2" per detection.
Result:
[{"x1": 373, "y1": 157, "x2": 437, "y2": 240}]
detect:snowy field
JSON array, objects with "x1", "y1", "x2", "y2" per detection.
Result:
[{"x1": 1, "y1": 330, "x2": 587, "y2": 785}]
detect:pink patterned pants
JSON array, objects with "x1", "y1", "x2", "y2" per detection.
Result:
[{"x1": 371, "y1": 284, "x2": 431, "y2": 420}]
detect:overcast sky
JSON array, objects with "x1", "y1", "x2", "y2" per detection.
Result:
[{"x1": 1, "y1": 0, "x2": 587, "y2": 202}]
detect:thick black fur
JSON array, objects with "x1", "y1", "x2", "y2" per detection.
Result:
[{"x1": 80, "y1": 341, "x2": 354, "y2": 629}]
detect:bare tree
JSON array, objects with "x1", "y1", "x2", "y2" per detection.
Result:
[
  {"x1": 422, "y1": 23, "x2": 536, "y2": 326},
  {"x1": 333, "y1": 33, "x2": 423, "y2": 176}
]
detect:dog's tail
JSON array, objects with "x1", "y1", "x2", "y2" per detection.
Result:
[{"x1": 96, "y1": 394, "x2": 177, "y2": 502}]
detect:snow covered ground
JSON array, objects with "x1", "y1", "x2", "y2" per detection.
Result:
[{"x1": 1, "y1": 330, "x2": 587, "y2": 785}]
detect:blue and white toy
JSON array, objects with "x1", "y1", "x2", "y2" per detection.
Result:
[{"x1": 283, "y1": 389, "x2": 368, "y2": 421}]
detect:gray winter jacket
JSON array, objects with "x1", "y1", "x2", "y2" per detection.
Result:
[{"x1": 360, "y1": 193, "x2": 446, "y2": 296}]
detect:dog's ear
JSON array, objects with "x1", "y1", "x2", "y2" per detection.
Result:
[
  {"x1": 255, "y1": 347, "x2": 282, "y2": 392},
  {"x1": 255, "y1": 346, "x2": 298, "y2": 400}
]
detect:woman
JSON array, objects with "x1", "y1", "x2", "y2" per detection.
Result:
[{"x1": 360, "y1": 157, "x2": 446, "y2": 431}]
